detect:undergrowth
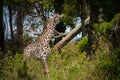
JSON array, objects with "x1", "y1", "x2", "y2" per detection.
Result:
[{"x1": 0, "y1": 41, "x2": 120, "y2": 80}]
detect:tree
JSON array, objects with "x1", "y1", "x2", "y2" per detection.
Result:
[
  {"x1": 4, "y1": 0, "x2": 35, "y2": 51},
  {"x1": 109, "y1": 14, "x2": 120, "y2": 49},
  {"x1": 54, "y1": 0, "x2": 120, "y2": 58},
  {"x1": 0, "y1": 0, "x2": 5, "y2": 55},
  {"x1": 80, "y1": 0, "x2": 89, "y2": 37},
  {"x1": 3, "y1": 0, "x2": 120, "y2": 57},
  {"x1": 54, "y1": 16, "x2": 90, "y2": 51},
  {"x1": 54, "y1": 23, "x2": 82, "y2": 51},
  {"x1": 86, "y1": 0, "x2": 100, "y2": 59},
  {"x1": 8, "y1": 5, "x2": 14, "y2": 40},
  {"x1": 54, "y1": 0, "x2": 89, "y2": 51},
  {"x1": 16, "y1": 7, "x2": 24, "y2": 49}
]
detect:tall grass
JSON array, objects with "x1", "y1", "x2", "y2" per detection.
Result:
[{"x1": 0, "y1": 41, "x2": 120, "y2": 80}]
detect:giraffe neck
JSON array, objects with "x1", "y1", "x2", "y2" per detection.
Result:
[{"x1": 39, "y1": 18, "x2": 57, "y2": 43}]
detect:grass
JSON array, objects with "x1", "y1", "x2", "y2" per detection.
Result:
[{"x1": 0, "y1": 41, "x2": 120, "y2": 80}]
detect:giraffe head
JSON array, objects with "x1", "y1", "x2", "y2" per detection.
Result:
[{"x1": 53, "y1": 13, "x2": 63, "y2": 24}]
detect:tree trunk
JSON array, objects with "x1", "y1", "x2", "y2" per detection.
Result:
[
  {"x1": 81, "y1": 0, "x2": 89, "y2": 37},
  {"x1": 16, "y1": 8, "x2": 23, "y2": 49},
  {"x1": 0, "y1": 0, "x2": 5, "y2": 56},
  {"x1": 86, "y1": 1, "x2": 99, "y2": 59},
  {"x1": 109, "y1": 17, "x2": 120, "y2": 48},
  {"x1": 8, "y1": 5, "x2": 14, "y2": 40},
  {"x1": 54, "y1": 23, "x2": 82, "y2": 51}
]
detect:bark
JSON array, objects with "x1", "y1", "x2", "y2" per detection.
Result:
[
  {"x1": 109, "y1": 17, "x2": 120, "y2": 48},
  {"x1": 54, "y1": 16, "x2": 90, "y2": 51},
  {"x1": 8, "y1": 6, "x2": 14, "y2": 40},
  {"x1": 86, "y1": 1, "x2": 99, "y2": 59},
  {"x1": 54, "y1": 23, "x2": 82, "y2": 51},
  {"x1": 0, "y1": 0, "x2": 5, "y2": 56},
  {"x1": 81, "y1": 0, "x2": 89, "y2": 37},
  {"x1": 16, "y1": 8, "x2": 23, "y2": 49},
  {"x1": 54, "y1": 15, "x2": 90, "y2": 51}
]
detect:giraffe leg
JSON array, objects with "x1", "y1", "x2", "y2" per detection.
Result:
[
  {"x1": 43, "y1": 61, "x2": 50, "y2": 80},
  {"x1": 44, "y1": 62, "x2": 49, "y2": 75},
  {"x1": 23, "y1": 54, "x2": 29, "y2": 61}
]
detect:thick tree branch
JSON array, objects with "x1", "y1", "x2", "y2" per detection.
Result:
[
  {"x1": 54, "y1": 17, "x2": 90, "y2": 51},
  {"x1": 54, "y1": 23, "x2": 82, "y2": 51}
]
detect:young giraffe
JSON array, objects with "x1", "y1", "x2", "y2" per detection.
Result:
[{"x1": 24, "y1": 13, "x2": 62, "y2": 79}]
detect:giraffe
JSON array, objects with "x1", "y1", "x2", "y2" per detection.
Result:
[{"x1": 23, "y1": 13, "x2": 62, "y2": 79}]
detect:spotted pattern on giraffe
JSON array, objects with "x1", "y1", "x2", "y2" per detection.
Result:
[{"x1": 23, "y1": 13, "x2": 62, "y2": 77}]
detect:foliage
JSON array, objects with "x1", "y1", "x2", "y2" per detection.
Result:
[
  {"x1": 2, "y1": 0, "x2": 120, "y2": 80},
  {"x1": 100, "y1": 0, "x2": 120, "y2": 21},
  {"x1": 0, "y1": 41, "x2": 120, "y2": 80},
  {"x1": 76, "y1": 36, "x2": 88, "y2": 52},
  {"x1": 23, "y1": 34, "x2": 33, "y2": 46},
  {"x1": 95, "y1": 48, "x2": 120, "y2": 80},
  {"x1": 111, "y1": 13, "x2": 120, "y2": 25},
  {"x1": 94, "y1": 13, "x2": 120, "y2": 39},
  {"x1": 62, "y1": 0, "x2": 80, "y2": 25},
  {"x1": 0, "y1": 54, "x2": 25, "y2": 80},
  {"x1": 0, "y1": 53, "x2": 45, "y2": 80},
  {"x1": 93, "y1": 18, "x2": 113, "y2": 36}
]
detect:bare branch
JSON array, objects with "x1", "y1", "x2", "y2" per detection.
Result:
[
  {"x1": 54, "y1": 16, "x2": 90, "y2": 51},
  {"x1": 54, "y1": 32, "x2": 68, "y2": 39},
  {"x1": 53, "y1": 29, "x2": 62, "y2": 35}
]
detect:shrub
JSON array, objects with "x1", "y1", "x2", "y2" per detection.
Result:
[
  {"x1": 76, "y1": 36, "x2": 88, "y2": 52},
  {"x1": 0, "y1": 41, "x2": 120, "y2": 80}
]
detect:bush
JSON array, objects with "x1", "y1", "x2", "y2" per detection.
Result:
[
  {"x1": 0, "y1": 41, "x2": 120, "y2": 80},
  {"x1": 95, "y1": 51, "x2": 120, "y2": 80},
  {"x1": 76, "y1": 36, "x2": 88, "y2": 52}
]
